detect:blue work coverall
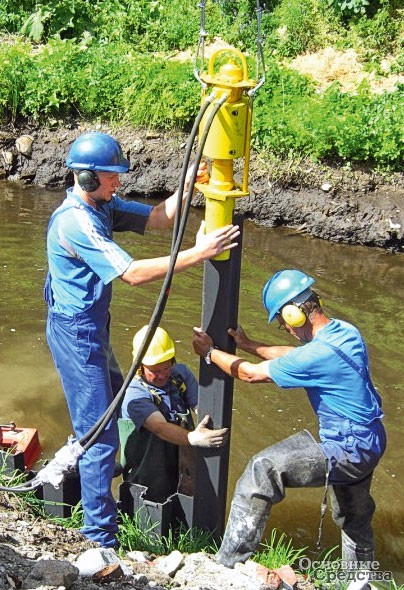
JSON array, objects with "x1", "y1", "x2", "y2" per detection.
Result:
[{"x1": 44, "y1": 188, "x2": 152, "y2": 547}]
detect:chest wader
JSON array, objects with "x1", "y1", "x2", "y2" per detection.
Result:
[
  {"x1": 120, "y1": 376, "x2": 195, "y2": 504},
  {"x1": 216, "y1": 430, "x2": 327, "y2": 568},
  {"x1": 329, "y1": 471, "x2": 376, "y2": 568}
]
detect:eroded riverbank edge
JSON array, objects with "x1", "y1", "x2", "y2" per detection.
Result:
[{"x1": 1, "y1": 122, "x2": 404, "y2": 252}]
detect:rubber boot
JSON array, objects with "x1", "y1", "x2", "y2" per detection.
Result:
[
  {"x1": 330, "y1": 472, "x2": 376, "y2": 569},
  {"x1": 216, "y1": 430, "x2": 327, "y2": 568},
  {"x1": 215, "y1": 501, "x2": 271, "y2": 568},
  {"x1": 341, "y1": 530, "x2": 374, "y2": 567},
  {"x1": 341, "y1": 532, "x2": 374, "y2": 590}
]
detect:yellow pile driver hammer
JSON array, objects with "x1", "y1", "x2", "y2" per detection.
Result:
[{"x1": 194, "y1": 1, "x2": 266, "y2": 260}]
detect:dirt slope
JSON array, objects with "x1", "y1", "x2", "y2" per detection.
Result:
[{"x1": 2, "y1": 121, "x2": 404, "y2": 251}]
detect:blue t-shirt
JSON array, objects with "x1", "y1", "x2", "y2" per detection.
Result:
[
  {"x1": 268, "y1": 319, "x2": 383, "y2": 424},
  {"x1": 46, "y1": 189, "x2": 152, "y2": 315},
  {"x1": 268, "y1": 319, "x2": 385, "y2": 483},
  {"x1": 121, "y1": 364, "x2": 198, "y2": 429}
]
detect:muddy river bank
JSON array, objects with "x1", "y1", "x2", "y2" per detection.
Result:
[{"x1": 1, "y1": 121, "x2": 404, "y2": 251}]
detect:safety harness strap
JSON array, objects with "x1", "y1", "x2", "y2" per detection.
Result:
[
  {"x1": 134, "y1": 372, "x2": 187, "y2": 406},
  {"x1": 119, "y1": 372, "x2": 191, "y2": 469}
]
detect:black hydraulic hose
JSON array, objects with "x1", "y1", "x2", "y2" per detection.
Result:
[
  {"x1": 172, "y1": 91, "x2": 216, "y2": 248},
  {"x1": 0, "y1": 480, "x2": 39, "y2": 493},
  {"x1": 0, "y1": 94, "x2": 229, "y2": 493},
  {"x1": 79, "y1": 92, "x2": 228, "y2": 451}
]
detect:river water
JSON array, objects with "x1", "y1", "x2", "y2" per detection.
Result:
[{"x1": 1, "y1": 181, "x2": 403, "y2": 580}]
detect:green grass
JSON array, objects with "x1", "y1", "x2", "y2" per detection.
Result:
[
  {"x1": 0, "y1": 457, "x2": 39, "y2": 511},
  {"x1": 1, "y1": 461, "x2": 403, "y2": 590},
  {"x1": 1, "y1": 1, "x2": 404, "y2": 170},
  {"x1": 41, "y1": 500, "x2": 85, "y2": 528},
  {"x1": 117, "y1": 509, "x2": 217, "y2": 555},
  {"x1": 252, "y1": 528, "x2": 308, "y2": 569}
]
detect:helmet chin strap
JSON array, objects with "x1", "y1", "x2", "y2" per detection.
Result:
[
  {"x1": 85, "y1": 190, "x2": 107, "y2": 207},
  {"x1": 91, "y1": 196, "x2": 106, "y2": 206}
]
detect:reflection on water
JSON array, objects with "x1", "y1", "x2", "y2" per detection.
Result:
[{"x1": 1, "y1": 182, "x2": 403, "y2": 580}]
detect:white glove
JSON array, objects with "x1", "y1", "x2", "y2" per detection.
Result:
[{"x1": 188, "y1": 415, "x2": 229, "y2": 448}]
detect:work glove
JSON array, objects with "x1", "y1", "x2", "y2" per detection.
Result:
[{"x1": 188, "y1": 415, "x2": 229, "y2": 448}]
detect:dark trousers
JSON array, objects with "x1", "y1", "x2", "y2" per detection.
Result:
[{"x1": 216, "y1": 430, "x2": 377, "y2": 567}]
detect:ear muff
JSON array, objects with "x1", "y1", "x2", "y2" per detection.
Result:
[
  {"x1": 281, "y1": 304, "x2": 307, "y2": 328},
  {"x1": 77, "y1": 170, "x2": 100, "y2": 192}
]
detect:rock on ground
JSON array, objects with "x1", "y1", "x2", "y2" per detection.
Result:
[{"x1": 0, "y1": 494, "x2": 315, "y2": 590}]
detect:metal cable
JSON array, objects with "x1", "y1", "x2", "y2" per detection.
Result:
[{"x1": 194, "y1": 0, "x2": 208, "y2": 87}]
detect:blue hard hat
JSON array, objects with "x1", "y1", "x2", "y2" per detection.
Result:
[
  {"x1": 66, "y1": 132, "x2": 130, "y2": 172},
  {"x1": 262, "y1": 269, "x2": 315, "y2": 322}
]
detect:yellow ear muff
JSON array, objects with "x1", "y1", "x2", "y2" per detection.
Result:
[{"x1": 281, "y1": 304, "x2": 307, "y2": 328}]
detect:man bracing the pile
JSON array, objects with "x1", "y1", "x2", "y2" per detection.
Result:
[
  {"x1": 120, "y1": 325, "x2": 228, "y2": 503},
  {"x1": 192, "y1": 269, "x2": 386, "y2": 569}
]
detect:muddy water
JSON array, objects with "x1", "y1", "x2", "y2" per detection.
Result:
[{"x1": 1, "y1": 182, "x2": 403, "y2": 580}]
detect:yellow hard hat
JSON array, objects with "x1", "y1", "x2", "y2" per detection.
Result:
[{"x1": 133, "y1": 326, "x2": 176, "y2": 365}]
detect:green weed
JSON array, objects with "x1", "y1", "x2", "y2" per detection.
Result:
[
  {"x1": 42, "y1": 501, "x2": 85, "y2": 529},
  {"x1": 302, "y1": 545, "x2": 340, "y2": 586},
  {"x1": 122, "y1": 58, "x2": 199, "y2": 130},
  {"x1": 252, "y1": 65, "x2": 404, "y2": 169},
  {"x1": 0, "y1": 459, "x2": 43, "y2": 512},
  {"x1": 266, "y1": 0, "x2": 340, "y2": 59},
  {"x1": 117, "y1": 509, "x2": 216, "y2": 555},
  {"x1": 252, "y1": 528, "x2": 308, "y2": 570},
  {"x1": 327, "y1": 0, "x2": 371, "y2": 18},
  {"x1": 1, "y1": 1, "x2": 404, "y2": 170}
]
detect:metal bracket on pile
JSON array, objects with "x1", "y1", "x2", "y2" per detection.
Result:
[{"x1": 117, "y1": 481, "x2": 195, "y2": 538}]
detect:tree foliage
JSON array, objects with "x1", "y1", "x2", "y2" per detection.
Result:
[{"x1": 1, "y1": 0, "x2": 404, "y2": 170}]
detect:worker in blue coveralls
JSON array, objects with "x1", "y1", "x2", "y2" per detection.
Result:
[
  {"x1": 192, "y1": 269, "x2": 386, "y2": 569},
  {"x1": 44, "y1": 131, "x2": 239, "y2": 548},
  {"x1": 120, "y1": 325, "x2": 228, "y2": 503}
]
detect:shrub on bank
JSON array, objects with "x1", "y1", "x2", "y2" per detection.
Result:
[
  {"x1": 1, "y1": 35, "x2": 404, "y2": 170},
  {"x1": 253, "y1": 71, "x2": 404, "y2": 167},
  {"x1": 1, "y1": 0, "x2": 404, "y2": 171},
  {"x1": 0, "y1": 37, "x2": 200, "y2": 126}
]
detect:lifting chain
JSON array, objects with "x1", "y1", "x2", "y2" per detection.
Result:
[{"x1": 194, "y1": 0, "x2": 266, "y2": 97}]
